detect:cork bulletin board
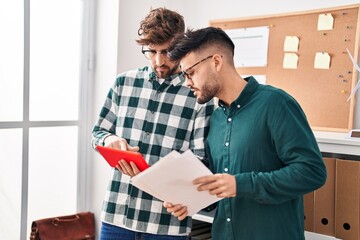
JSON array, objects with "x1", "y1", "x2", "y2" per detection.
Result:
[{"x1": 210, "y1": 4, "x2": 360, "y2": 132}]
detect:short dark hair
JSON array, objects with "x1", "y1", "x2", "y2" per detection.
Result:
[
  {"x1": 168, "y1": 27, "x2": 235, "y2": 61},
  {"x1": 136, "y1": 7, "x2": 185, "y2": 46}
]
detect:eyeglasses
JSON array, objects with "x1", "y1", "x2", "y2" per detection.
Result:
[
  {"x1": 141, "y1": 46, "x2": 168, "y2": 60},
  {"x1": 182, "y1": 55, "x2": 213, "y2": 80}
]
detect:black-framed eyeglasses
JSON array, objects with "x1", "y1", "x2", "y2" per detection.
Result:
[
  {"x1": 182, "y1": 55, "x2": 213, "y2": 80},
  {"x1": 141, "y1": 46, "x2": 168, "y2": 60}
]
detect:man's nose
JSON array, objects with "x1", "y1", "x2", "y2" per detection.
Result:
[
  {"x1": 185, "y1": 78, "x2": 193, "y2": 88},
  {"x1": 155, "y1": 53, "x2": 166, "y2": 66}
]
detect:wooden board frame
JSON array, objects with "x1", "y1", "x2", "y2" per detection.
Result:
[{"x1": 210, "y1": 5, "x2": 360, "y2": 132}]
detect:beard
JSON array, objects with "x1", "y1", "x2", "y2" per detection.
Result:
[
  {"x1": 154, "y1": 62, "x2": 180, "y2": 78},
  {"x1": 195, "y1": 81, "x2": 219, "y2": 104}
]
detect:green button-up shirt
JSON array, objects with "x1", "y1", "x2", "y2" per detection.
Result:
[{"x1": 207, "y1": 76, "x2": 326, "y2": 240}]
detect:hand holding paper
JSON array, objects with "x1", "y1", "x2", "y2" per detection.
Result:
[
  {"x1": 130, "y1": 150, "x2": 222, "y2": 216},
  {"x1": 163, "y1": 173, "x2": 236, "y2": 220},
  {"x1": 163, "y1": 202, "x2": 189, "y2": 221},
  {"x1": 193, "y1": 173, "x2": 237, "y2": 198}
]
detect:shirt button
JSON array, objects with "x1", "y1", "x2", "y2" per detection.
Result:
[
  {"x1": 224, "y1": 168, "x2": 228, "y2": 172},
  {"x1": 237, "y1": 105, "x2": 241, "y2": 108},
  {"x1": 146, "y1": 132, "x2": 150, "y2": 136},
  {"x1": 225, "y1": 142, "x2": 229, "y2": 146},
  {"x1": 228, "y1": 118, "x2": 232, "y2": 122},
  {"x1": 227, "y1": 218, "x2": 231, "y2": 222}
]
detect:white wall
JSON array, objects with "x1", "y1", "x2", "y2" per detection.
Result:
[
  {"x1": 91, "y1": 0, "x2": 360, "y2": 238},
  {"x1": 116, "y1": 0, "x2": 360, "y2": 72}
]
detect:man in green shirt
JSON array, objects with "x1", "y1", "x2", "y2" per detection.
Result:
[{"x1": 164, "y1": 27, "x2": 327, "y2": 240}]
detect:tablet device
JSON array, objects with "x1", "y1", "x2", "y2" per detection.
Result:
[{"x1": 96, "y1": 145, "x2": 149, "y2": 172}]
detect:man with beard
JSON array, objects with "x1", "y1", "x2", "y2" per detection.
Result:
[
  {"x1": 164, "y1": 27, "x2": 326, "y2": 240},
  {"x1": 92, "y1": 8, "x2": 214, "y2": 240}
]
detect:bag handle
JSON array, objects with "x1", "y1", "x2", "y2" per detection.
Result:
[
  {"x1": 30, "y1": 225, "x2": 38, "y2": 240},
  {"x1": 52, "y1": 214, "x2": 80, "y2": 226}
]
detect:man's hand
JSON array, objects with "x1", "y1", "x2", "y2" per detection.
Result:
[
  {"x1": 117, "y1": 160, "x2": 141, "y2": 177},
  {"x1": 104, "y1": 135, "x2": 140, "y2": 177},
  {"x1": 104, "y1": 135, "x2": 139, "y2": 152},
  {"x1": 163, "y1": 174, "x2": 236, "y2": 220},
  {"x1": 163, "y1": 202, "x2": 188, "y2": 221},
  {"x1": 193, "y1": 173, "x2": 236, "y2": 198}
]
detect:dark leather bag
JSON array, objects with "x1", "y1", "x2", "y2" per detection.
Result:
[{"x1": 29, "y1": 212, "x2": 95, "y2": 240}]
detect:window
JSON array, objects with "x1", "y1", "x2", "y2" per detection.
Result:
[
  {"x1": 0, "y1": 0, "x2": 94, "y2": 239},
  {"x1": 0, "y1": 1, "x2": 23, "y2": 122}
]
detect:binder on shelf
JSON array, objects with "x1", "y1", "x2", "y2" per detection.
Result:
[
  {"x1": 314, "y1": 158, "x2": 336, "y2": 236},
  {"x1": 304, "y1": 191, "x2": 315, "y2": 232},
  {"x1": 335, "y1": 159, "x2": 360, "y2": 240}
]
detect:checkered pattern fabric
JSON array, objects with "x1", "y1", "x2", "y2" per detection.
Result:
[{"x1": 92, "y1": 66, "x2": 214, "y2": 235}]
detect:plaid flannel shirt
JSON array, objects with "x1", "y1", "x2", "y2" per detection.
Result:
[{"x1": 92, "y1": 66, "x2": 214, "y2": 236}]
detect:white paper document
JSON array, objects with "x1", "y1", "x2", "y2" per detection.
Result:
[
  {"x1": 130, "y1": 150, "x2": 222, "y2": 216},
  {"x1": 225, "y1": 26, "x2": 269, "y2": 67},
  {"x1": 284, "y1": 36, "x2": 299, "y2": 52},
  {"x1": 314, "y1": 52, "x2": 330, "y2": 69},
  {"x1": 317, "y1": 13, "x2": 334, "y2": 31},
  {"x1": 283, "y1": 53, "x2": 298, "y2": 69}
]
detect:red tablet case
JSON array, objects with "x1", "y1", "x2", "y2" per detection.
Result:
[{"x1": 96, "y1": 145, "x2": 149, "y2": 172}]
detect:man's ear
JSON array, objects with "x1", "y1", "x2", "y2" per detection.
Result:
[{"x1": 213, "y1": 54, "x2": 223, "y2": 71}]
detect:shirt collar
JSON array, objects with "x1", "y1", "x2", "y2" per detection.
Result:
[{"x1": 218, "y1": 76, "x2": 259, "y2": 109}]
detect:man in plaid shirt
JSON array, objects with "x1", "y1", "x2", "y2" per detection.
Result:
[{"x1": 92, "y1": 7, "x2": 214, "y2": 240}]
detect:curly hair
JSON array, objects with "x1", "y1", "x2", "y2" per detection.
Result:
[{"x1": 136, "y1": 7, "x2": 185, "y2": 46}]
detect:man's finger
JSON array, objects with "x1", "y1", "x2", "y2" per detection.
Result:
[
  {"x1": 193, "y1": 175, "x2": 216, "y2": 184},
  {"x1": 130, "y1": 162, "x2": 140, "y2": 175},
  {"x1": 119, "y1": 140, "x2": 127, "y2": 150}
]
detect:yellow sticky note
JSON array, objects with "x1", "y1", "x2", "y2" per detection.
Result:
[
  {"x1": 284, "y1": 36, "x2": 299, "y2": 52},
  {"x1": 317, "y1": 13, "x2": 334, "y2": 31},
  {"x1": 283, "y1": 53, "x2": 298, "y2": 69},
  {"x1": 314, "y1": 52, "x2": 330, "y2": 69}
]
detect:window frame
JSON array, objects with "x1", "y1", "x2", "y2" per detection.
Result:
[{"x1": 0, "y1": 0, "x2": 95, "y2": 238}]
